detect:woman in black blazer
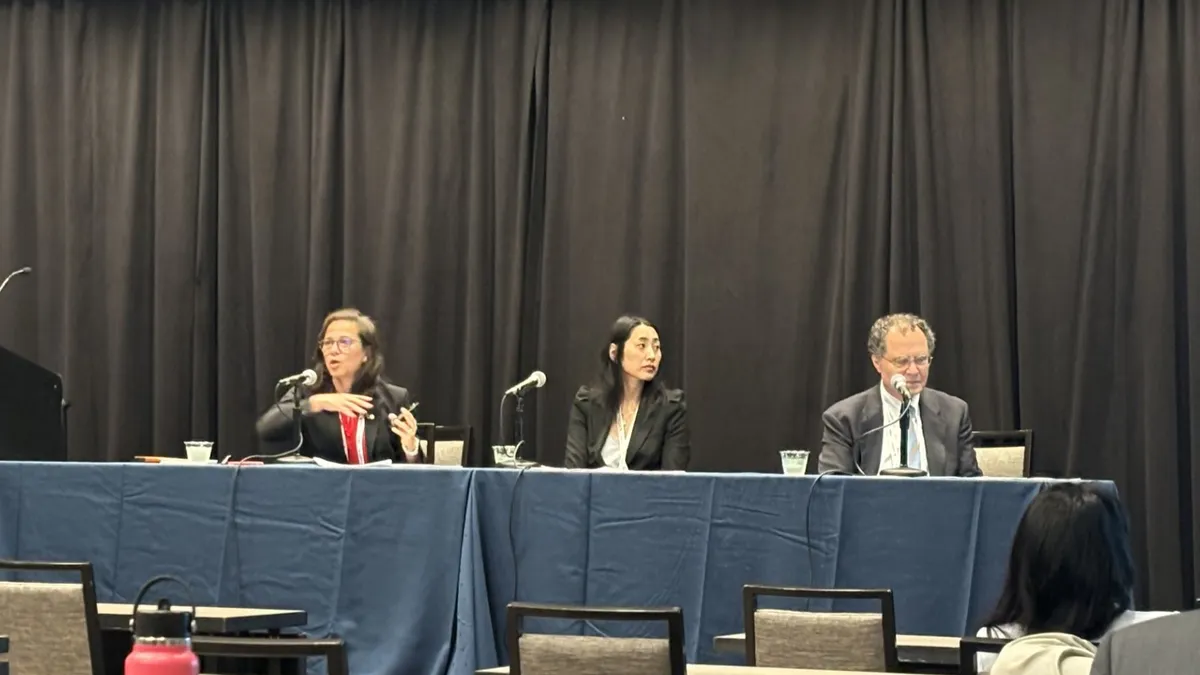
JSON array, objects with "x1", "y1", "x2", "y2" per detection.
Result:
[
  {"x1": 564, "y1": 315, "x2": 691, "y2": 471},
  {"x1": 256, "y1": 308, "x2": 420, "y2": 464}
]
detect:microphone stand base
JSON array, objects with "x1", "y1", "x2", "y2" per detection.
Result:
[{"x1": 878, "y1": 466, "x2": 928, "y2": 477}]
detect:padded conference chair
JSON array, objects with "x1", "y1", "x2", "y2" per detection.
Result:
[
  {"x1": 0, "y1": 560, "x2": 105, "y2": 675},
  {"x1": 972, "y1": 429, "x2": 1034, "y2": 477},
  {"x1": 506, "y1": 601, "x2": 686, "y2": 675},
  {"x1": 742, "y1": 584, "x2": 899, "y2": 672},
  {"x1": 416, "y1": 423, "x2": 473, "y2": 466}
]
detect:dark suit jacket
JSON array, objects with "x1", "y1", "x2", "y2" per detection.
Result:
[
  {"x1": 818, "y1": 385, "x2": 981, "y2": 476},
  {"x1": 563, "y1": 386, "x2": 691, "y2": 471},
  {"x1": 256, "y1": 380, "x2": 414, "y2": 464},
  {"x1": 1091, "y1": 610, "x2": 1200, "y2": 675}
]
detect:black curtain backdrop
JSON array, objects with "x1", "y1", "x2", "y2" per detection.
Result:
[{"x1": 0, "y1": 0, "x2": 1196, "y2": 609}]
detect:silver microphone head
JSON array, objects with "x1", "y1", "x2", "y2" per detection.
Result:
[
  {"x1": 890, "y1": 374, "x2": 910, "y2": 397},
  {"x1": 301, "y1": 369, "x2": 318, "y2": 386},
  {"x1": 530, "y1": 370, "x2": 547, "y2": 388}
]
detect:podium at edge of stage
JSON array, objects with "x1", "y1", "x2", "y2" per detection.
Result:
[{"x1": 0, "y1": 343, "x2": 68, "y2": 461}]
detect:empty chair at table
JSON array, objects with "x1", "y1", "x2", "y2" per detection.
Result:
[
  {"x1": 0, "y1": 559, "x2": 105, "y2": 675},
  {"x1": 741, "y1": 583, "x2": 899, "y2": 672},
  {"x1": 505, "y1": 601, "x2": 686, "y2": 675},
  {"x1": 415, "y1": 424, "x2": 473, "y2": 466},
  {"x1": 971, "y1": 430, "x2": 1034, "y2": 478}
]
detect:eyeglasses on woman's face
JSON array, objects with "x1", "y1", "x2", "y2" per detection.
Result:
[{"x1": 318, "y1": 336, "x2": 360, "y2": 354}]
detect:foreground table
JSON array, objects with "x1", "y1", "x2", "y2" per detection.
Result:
[
  {"x1": 98, "y1": 603, "x2": 306, "y2": 633},
  {"x1": 98, "y1": 603, "x2": 308, "y2": 675}
]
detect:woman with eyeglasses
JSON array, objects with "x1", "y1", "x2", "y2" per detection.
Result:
[{"x1": 256, "y1": 308, "x2": 420, "y2": 463}]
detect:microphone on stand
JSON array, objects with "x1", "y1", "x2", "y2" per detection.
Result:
[
  {"x1": 500, "y1": 370, "x2": 546, "y2": 465},
  {"x1": 879, "y1": 374, "x2": 927, "y2": 477},
  {"x1": 277, "y1": 369, "x2": 318, "y2": 388},
  {"x1": 504, "y1": 370, "x2": 546, "y2": 396},
  {"x1": 0, "y1": 266, "x2": 32, "y2": 299},
  {"x1": 262, "y1": 369, "x2": 318, "y2": 464}
]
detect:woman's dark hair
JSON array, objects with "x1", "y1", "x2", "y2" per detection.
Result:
[
  {"x1": 588, "y1": 315, "x2": 668, "y2": 422},
  {"x1": 982, "y1": 482, "x2": 1135, "y2": 641},
  {"x1": 310, "y1": 308, "x2": 385, "y2": 394}
]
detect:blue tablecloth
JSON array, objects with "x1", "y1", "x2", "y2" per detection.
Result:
[
  {"x1": 0, "y1": 463, "x2": 1083, "y2": 675},
  {"x1": 463, "y1": 470, "x2": 1055, "y2": 668},
  {"x1": 0, "y1": 462, "x2": 472, "y2": 675}
]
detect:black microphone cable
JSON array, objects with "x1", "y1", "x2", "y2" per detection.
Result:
[{"x1": 802, "y1": 398, "x2": 912, "y2": 605}]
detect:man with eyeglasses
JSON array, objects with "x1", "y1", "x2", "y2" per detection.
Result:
[{"x1": 818, "y1": 313, "x2": 982, "y2": 476}]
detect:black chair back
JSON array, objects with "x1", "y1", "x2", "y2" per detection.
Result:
[
  {"x1": 0, "y1": 559, "x2": 105, "y2": 675},
  {"x1": 958, "y1": 635, "x2": 1010, "y2": 674},
  {"x1": 972, "y1": 429, "x2": 1035, "y2": 477},
  {"x1": 505, "y1": 601, "x2": 686, "y2": 675},
  {"x1": 741, "y1": 583, "x2": 899, "y2": 671},
  {"x1": 191, "y1": 636, "x2": 349, "y2": 675}
]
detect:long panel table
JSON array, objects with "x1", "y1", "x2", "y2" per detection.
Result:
[
  {"x1": 462, "y1": 469, "x2": 1052, "y2": 669},
  {"x1": 0, "y1": 462, "x2": 1080, "y2": 675}
]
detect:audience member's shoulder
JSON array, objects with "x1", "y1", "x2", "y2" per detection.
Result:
[{"x1": 1110, "y1": 609, "x2": 1200, "y2": 645}]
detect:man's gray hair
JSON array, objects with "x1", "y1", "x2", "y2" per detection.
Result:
[{"x1": 867, "y1": 313, "x2": 936, "y2": 356}]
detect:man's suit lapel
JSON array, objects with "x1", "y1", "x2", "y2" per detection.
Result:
[
  {"x1": 920, "y1": 391, "x2": 946, "y2": 476},
  {"x1": 859, "y1": 390, "x2": 884, "y2": 475}
]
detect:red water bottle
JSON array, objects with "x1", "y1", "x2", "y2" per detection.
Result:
[{"x1": 125, "y1": 575, "x2": 200, "y2": 675}]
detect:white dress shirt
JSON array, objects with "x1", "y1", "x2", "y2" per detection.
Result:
[
  {"x1": 600, "y1": 433, "x2": 628, "y2": 470},
  {"x1": 878, "y1": 382, "x2": 926, "y2": 473}
]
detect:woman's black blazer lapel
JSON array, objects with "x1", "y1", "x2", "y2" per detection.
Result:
[{"x1": 624, "y1": 396, "x2": 662, "y2": 465}]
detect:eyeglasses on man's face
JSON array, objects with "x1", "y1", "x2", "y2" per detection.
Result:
[{"x1": 885, "y1": 354, "x2": 932, "y2": 369}]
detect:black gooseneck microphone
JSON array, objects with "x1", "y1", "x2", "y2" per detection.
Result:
[{"x1": 879, "y1": 374, "x2": 927, "y2": 477}]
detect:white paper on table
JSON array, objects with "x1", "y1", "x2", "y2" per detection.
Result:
[{"x1": 312, "y1": 457, "x2": 394, "y2": 468}]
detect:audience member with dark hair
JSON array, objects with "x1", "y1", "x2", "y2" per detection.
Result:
[
  {"x1": 563, "y1": 315, "x2": 690, "y2": 471},
  {"x1": 977, "y1": 483, "x2": 1173, "y2": 674}
]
